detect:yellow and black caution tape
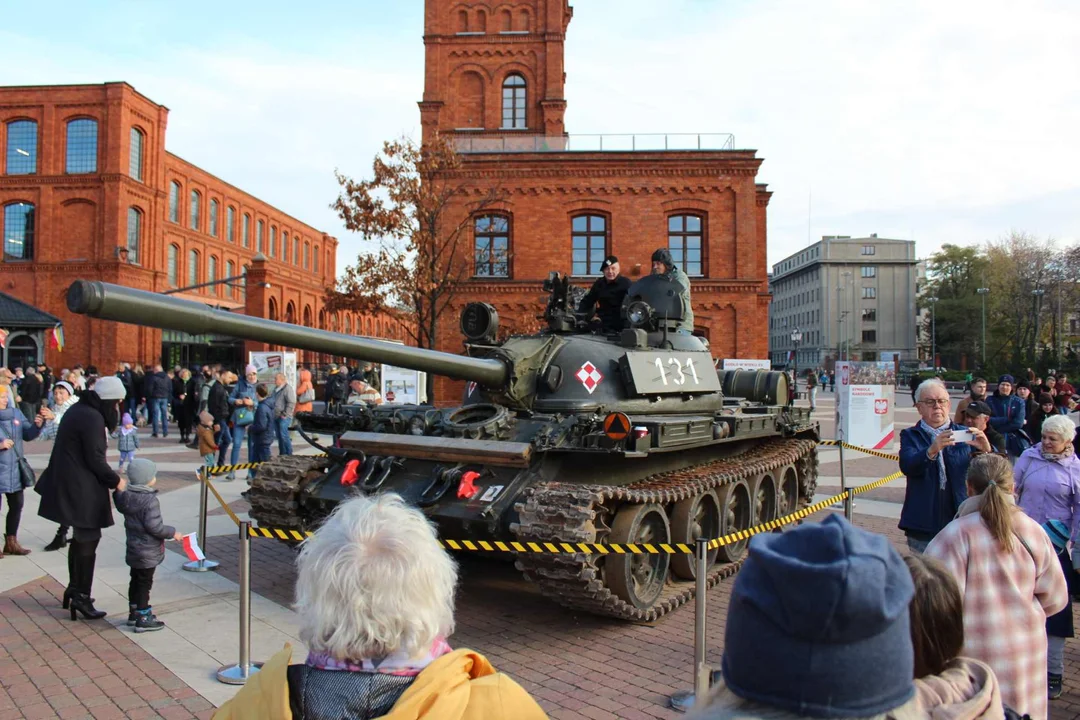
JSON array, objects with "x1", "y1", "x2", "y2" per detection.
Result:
[
  {"x1": 201, "y1": 441, "x2": 905, "y2": 553},
  {"x1": 818, "y1": 439, "x2": 900, "y2": 462}
]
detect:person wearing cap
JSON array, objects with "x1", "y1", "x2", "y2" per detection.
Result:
[
  {"x1": 36, "y1": 374, "x2": 129, "y2": 621},
  {"x1": 577, "y1": 255, "x2": 631, "y2": 333},
  {"x1": 986, "y1": 374, "x2": 1030, "y2": 460},
  {"x1": 325, "y1": 364, "x2": 349, "y2": 409},
  {"x1": 650, "y1": 248, "x2": 693, "y2": 333},
  {"x1": 962, "y1": 400, "x2": 1005, "y2": 454},
  {"x1": 113, "y1": 458, "x2": 183, "y2": 633},
  {"x1": 1028, "y1": 393, "x2": 1058, "y2": 446},
  {"x1": 952, "y1": 376, "x2": 988, "y2": 425},
  {"x1": 1041, "y1": 518, "x2": 1075, "y2": 699},
  {"x1": 693, "y1": 514, "x2": 922, "y2": 719},
  {"x1": 1055, "y1": 373, "x2": 1075, "y2": 414},
  {"x1": 41, "y1": 380, "x2": 78, "y2": 551},
  {"x1": 927, "y1": 453, "x2": 1067, "y2": 718},
  {"x1": 1015, "y1": 379, "x2": 1036, "y2": 421}
]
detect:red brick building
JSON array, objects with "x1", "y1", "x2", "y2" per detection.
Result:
[
  {"x1": 422, "y1": 0, "x2": 773, "y2": 401},
  {"x1": 0, "y1": 82, "x2": 403, "y2": 372}
]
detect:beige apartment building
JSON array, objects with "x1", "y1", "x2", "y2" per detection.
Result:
[{"x1": 769, "y1": 234, "x2": 917, "y2": 368}]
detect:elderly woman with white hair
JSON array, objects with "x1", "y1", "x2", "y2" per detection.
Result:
[{"x1": 215, "y1": 493, "x2": 548, "y2": 720}]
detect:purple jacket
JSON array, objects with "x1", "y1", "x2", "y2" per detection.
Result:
[{"x1": 1015, "y1": 443, "x2": 1080, "y2": 542}]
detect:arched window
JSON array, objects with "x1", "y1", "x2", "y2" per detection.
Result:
[
  {"x1": 208, "y1": 256, "x2": 218, "y2": 295},
  {"x1": 457, "y1": 8, "x2": 468, "y2": 32},
  {"x1": 168, "y1": 181, "x2": 181, "y2": 223},
  {"x1": 346, "y1": 316, "x2": 352, "y2": 335},
  {"x1": 304, "y1": 241, "x2": 311, "y2": 269},
  {"x1": 286, "y1": 302, "x2": 296, "y2": 324},
  {"x1": 268, "y1": 297, "x2": 278, "y2": 321},
  {"x1": 571, "y1": 214, "x2": 607, "y2": 276},
  {"x1": 257, "y1": 220, "x2": 264, "y2": 253},
  {"x1": 667, "y1": 214, "x2": 704, "y2": 276},
  {"x1": 476, "y1": 8, "x2": 487, "y2": 31},
  {"x1": 314, "y1": 245, "x2": 319, "y2": 273},
  {"x1": 129, "y1": 127, "x2": 144, "y2": 181},
  {"x1": 303, "y1": 306, "x2": 312, "y2": 327},
  {"x1": 210, "y1": 199, "x2": 219, "y2": 236},
  {"x1": 188, "y1": 250, "x2": 200, "y2": 286},
  {"x1": 190, "y1": 190, "x2": 201, "y2": 230},
  {"x1": 500, "y1": 8, "x2": 512, "y2": 31},
  {"x1": 65, "y1": 119, "x2": 98, "y2": 173},
  {"x1": 282, "y1": 231, "x2": 289, "y2": 262},
  {"x1": 226, "y1": 261, "x2": 235, "y2": 298},
  {"x1": 270, "y1": 226, "x2": 278, "y2": 258},
  {"x1": 167, "y1": 244, "x2": 179, "y2": 287},
  {"x1": 226, "y1": 206, "x2": 236, "y2": 242},
  {"x1": 473, "y1": 215, "x2": 510, "y2": 277},
  {"x1": 294, "y1": 236, "x2": 300, "y2": 265},
  {"x1": 6, "y1": 120, "x2": 37, "y2": 174},
  {"x1": 242, "y1": 213, "x2": 251, "y2": 248},
  {"x1": 126, "y1": 207, "x2": 142, "y2": 263},
  {"x1": 2, "y1": 202, "x2": 34, "y2": 260},
  {"x1": 502, "y1": 74, "x2": 526, "y2": 129}
]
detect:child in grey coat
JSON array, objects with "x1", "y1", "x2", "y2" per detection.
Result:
[
  {"x1": 113, "y1": 458, "x2": 182, "y2": 632},
  {"x1": 117, "y1": 413, "x2": 140, "y2": 471}
]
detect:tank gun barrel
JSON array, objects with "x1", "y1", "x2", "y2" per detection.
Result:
[{"x1": 66, "y1": 280, "x2": 508, "y2": 387}]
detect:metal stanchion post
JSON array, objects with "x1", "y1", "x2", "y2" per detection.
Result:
[
  {"x1": 840, "y1": 442, "x2": 853, "y2": 520},
  {"x1": 184, "y1": 467, "x2": 219, "y2": 572},
  {"x1": 218, "y1": 521, "x2": 264, "y2": 685},
  {"x1": 670, "y1": 537, "x2": 711, "y2": 713}
]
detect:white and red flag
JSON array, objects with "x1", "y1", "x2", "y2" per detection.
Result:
[{"x1": 181, "y1": 532, "x2": 205, "y2": 562}]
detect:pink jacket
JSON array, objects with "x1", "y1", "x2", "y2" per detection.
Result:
[{"x1": 914, "y1": 657, "x2": 1004, "y2": 720}]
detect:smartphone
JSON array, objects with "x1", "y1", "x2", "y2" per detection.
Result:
[{"x1": 951, "y1": 429, "x2": 974, "y2": 442}]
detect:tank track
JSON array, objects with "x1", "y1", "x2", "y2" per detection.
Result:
[
  {"x1": 246, "y1": 455, "x2": 331, "y2": 531},
  {"x1": 512, "y1": 437, "x2": 819, "y2": 622}
]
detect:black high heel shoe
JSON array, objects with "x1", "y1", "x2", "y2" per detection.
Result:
[
  {"x1": 68, "y1": 593, "x2": 106, "y2": 620},
  {"x1": 62, "y1": 588, "x2": 95, "y2": 609}
]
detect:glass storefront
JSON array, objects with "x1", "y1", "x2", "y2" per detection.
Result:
[{"x1": 161, "y1": 330, "x2": 244, "y2": 371}]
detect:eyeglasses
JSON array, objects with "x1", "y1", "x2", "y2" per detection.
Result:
[{"x1": 919, "y1": 399, "x2": 950, "y2": 407}]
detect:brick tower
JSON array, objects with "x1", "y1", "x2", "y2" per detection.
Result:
[{"x1": 419, "y1": 0, "x2": 572, "y2": 141}]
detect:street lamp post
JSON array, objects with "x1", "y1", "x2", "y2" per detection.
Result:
[
  {"x1": 927, "y1": 296, "x2": 939, "y2": 370},
  {"x1": 836, "y1": 284, "x2": 844, "y2": 361},
  {"x1": 842, "y1": 271, "x2": 853, "y2": 359},
  {"x1": 976, "y1": 287, "x2": 989, "y2": 369},
  {"x1": 791, "y1": 327, "x2": 803, "y2": 405},
  {"x1": 1032, "y1": 288, "x2": 1046, "y2": 364}
]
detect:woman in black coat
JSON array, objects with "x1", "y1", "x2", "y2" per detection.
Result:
[{"x1": 35, "y1": 376, "x2": 128, "y2": 619}]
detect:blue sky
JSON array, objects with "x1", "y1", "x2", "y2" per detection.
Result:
[{"x1": 3, "y1": 0, "x2": 1078, "y2": 267}]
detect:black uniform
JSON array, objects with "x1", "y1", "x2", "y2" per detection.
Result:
[{"x1": 578, "y1": 275, "x2": 631, "y2": 332}]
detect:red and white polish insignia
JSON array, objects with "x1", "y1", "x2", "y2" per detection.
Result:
[
  {"x1": 574, "y1": 361, "x2": 604, "y2": 394},
  {"x1": 466, "y1": 381, "x2": 477, "y2": 397}
]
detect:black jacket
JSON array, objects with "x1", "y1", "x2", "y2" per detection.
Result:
[
  {"x1": 18, "y1": 373, "x2": 41, "y2": 404},
  {"x1": 206, "y1": 380, "x2": 230, "y2": 425},
  {"x1": 325, "y1": 373, "x2": 349, "y2": 402},
  {"x1": 118, "y1": 369, "x2": 134, "y2": 399},
  {"x1": 35, "y1": 396, "x2": 121, "y2": 529},
  {"x1": 114, "y1": 489, "x2": 175, "y2": 569},
  {"x1": 578, "y1": 275, "x2": 631, "y2": 331},
  {"x1": 146, "y1": 371, "x2": 171, "y2": 399}
]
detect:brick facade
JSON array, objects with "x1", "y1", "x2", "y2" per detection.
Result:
[
  {"x1": 421, "y1": 1, "x2": 772, "y2": 402},
  {"x1": 0, "y1": 82, "x2": 403, "y2": 372}
]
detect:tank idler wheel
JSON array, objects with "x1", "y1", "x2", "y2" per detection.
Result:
[
  {"x1": 716, "y1": 481, "x2": 752, "y2": 563},
  {"x1": 776, "y1": 464, "x2": 800, "y2": 525},
  {"x1": 670, "y1": 491, "x2": 720, "y2": 580},
  {"x1": 606, "y1": 503, "x2": 671, "y2": 610},
  {"x1": 752, "y1": 472, "x2": 779, "y2": 528}
]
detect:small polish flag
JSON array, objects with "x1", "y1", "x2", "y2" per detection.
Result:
[{"x1": 182, "y1": 533, "x2": 205, "y2": 562}]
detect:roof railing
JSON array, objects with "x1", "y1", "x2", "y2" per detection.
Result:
[{"x1": 454, "y1": 133, "x2": 736, "y2": 153}]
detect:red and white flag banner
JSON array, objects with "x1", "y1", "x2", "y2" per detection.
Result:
[{"x1": 182, "y1": 532, "x2": 205, "y2": 562}]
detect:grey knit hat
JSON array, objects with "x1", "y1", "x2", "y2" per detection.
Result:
[{"x1": 126, "y1": 458, "x2": 157, "y2": 487}]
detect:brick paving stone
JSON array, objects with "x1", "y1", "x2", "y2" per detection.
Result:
[{"x1": 0, "y1": 576, "x2": 214, "y2": 720}]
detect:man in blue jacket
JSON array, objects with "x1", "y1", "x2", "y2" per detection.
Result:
[
  {"x1": 986, "y1": 374, "x2": 1030, "y2": 460},
  {"x1": 899, "y1": 379, "x2": 990, "y2": 553}
]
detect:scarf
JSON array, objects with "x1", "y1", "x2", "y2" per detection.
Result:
[
  {"x1": 1040, "y1": 442, "x2": 1075, "y2": 464},
  {"x1": 121, "y1": 425, "x2": 136, "y2": 436},
  {"x1": 126, "y1": 484, "x2": 156, "y2": 494},
  {"x1": 306, "y1": 637, "x2": 452, "y2": 678},
  {"x1": 919, "y1": 419, "x2": 950, "y2": 489}
]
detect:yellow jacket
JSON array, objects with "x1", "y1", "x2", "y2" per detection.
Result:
[{"x1": 213, "y1": 644, "x2": 548, "y2": 720}]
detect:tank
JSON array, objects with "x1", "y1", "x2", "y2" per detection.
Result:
[{"x1": 67, "y1": 274, "x2": 819, "y2": 621}]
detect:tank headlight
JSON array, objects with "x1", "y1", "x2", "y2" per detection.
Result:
[{"x1": 627, "y1": 301, "x2": 652, "y2": 328}]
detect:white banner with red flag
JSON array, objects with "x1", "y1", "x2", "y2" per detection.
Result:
[{"x1": 181, "y1": 532, "x2": 205, "y2": 562}]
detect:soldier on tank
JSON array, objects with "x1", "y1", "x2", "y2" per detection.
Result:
[
  {"x1": 651, "y1": 248, "x2": 694, "y2": 334},
  {"x1": 577, "y1": 255, "x2": 631, "y2": 332}
]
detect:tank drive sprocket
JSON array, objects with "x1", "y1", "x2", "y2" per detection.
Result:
[
  {"x1": 512, "y1": 436, "x2": 818, "y2": 622},
  {"x1": 246, "y1": 454, "x2": 332, "y2": 532}
]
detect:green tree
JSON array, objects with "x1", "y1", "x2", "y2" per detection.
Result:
[{"x1": 923, "y1": 244, "x2": 987, "y2": 368}]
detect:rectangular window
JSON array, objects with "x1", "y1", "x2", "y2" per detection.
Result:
[
  {"x1": 304, "y1": 242, "x2": 310, "y2": 269},
  {"x1": 474, "y1": 215, "x2": 510, "y2": 277},
  {"x1": 208, "y1": 256, "x2": 217, "y2": 295},
  {"x1": 242, "y1": 214, "x2": 250, "y2": 248},
  {"x1": 861, "y1": 245, "x2": 876, "y2": 256},
  {"x1": 862, "y1": 330, "x2": 877, "y2": 343},
  {"x1": 257, "y1": 220, "x2": 264, "y2": 253},
  {"x1": 65, "y1": 119, "x2": 98, "y2": 173},
  {"x1": 1072, "y1": 319, "x2": 1079, "y2": 333},
  {"x1": 6, "y1": 120, "x2": 38, "y2": 174},
  {"x1": 190, "y1": 191, "x2": 200, "y2": 230},
  {"x1": 210, "y1": 200, "x2": 219, "y2": 236},
  {"x1": 226, "y1": 261, "x2": 235, "y2": 298},
  {"x1": 168, "y1": 182, "x2": 181, "y2": 223},
  {"x1": 293, "y1": 237, "x2": 300, "y2": 264},
  {"x1": 227, "y1": 207, "x2": 236, "y2": 242},
  {"x1": 188, "y1": 251, "x2": 199, "y2": 286},
  {"x1": 862, "y1": 308, "x2": 876, "y2": 322},
  {"x1": 571, "y1": 215, "x2": 607, "y2": 276},
  {"x1": 861, "y1": 266, "x2": 876, "y2": 278},
  {"x1": 128, "y1": 128, "x2": 144, "y2": 181},
  {"x1": 270, "y1": 227, "x2": 277, "y2": 258},
  {"x1": 167, "y1": 245, "x2": 178, "y2": 287},
  {"x1": 668, "y1": 215, "x2": 704, "y2": 276},
  {"x1": 282, "y1": 232, "x2": 289, "y2": 262},
  {"x1": 862, "y1": 287, "x2": 876, "y2": 299},
  {"x1": 314, "y1": 247, "x2": 319, "y2": 273}
]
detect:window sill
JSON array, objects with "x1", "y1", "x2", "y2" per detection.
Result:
[
  {"x1": 456, "y1": 31, "x2": 486, "y2": 35},
  {"x1": 498, "y1": 127, "x2": 530, "y2": 132},
  {"x1": 499, "y1": 31, "x2": 530, "y2": 35}
]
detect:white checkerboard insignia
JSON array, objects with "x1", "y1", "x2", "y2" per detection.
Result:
[{"x1": 574, "y1": 361, "x2": 604, "y2": 394}]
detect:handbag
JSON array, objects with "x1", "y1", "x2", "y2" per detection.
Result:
[
  {"x1": 233, "y1": 406, "x2": 254, "y2": 427},
  {"x1": 298, "y1": 387, "x2": 315, "y2": 403},
  {"x1": 0, "y1": 423, "x2": 35, "y2": 488}
]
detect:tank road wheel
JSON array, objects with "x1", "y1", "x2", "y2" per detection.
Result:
[
  {"x1": 752, "y1": 472, "x2": 779, "y2": 527},
  {"x1": 776, "y1": 464, "x2": 800, "y2": 523},
  {"x1": 670, "y1": 491, "x2": 720, "y2": 580},
  {"x1": 716, "y1": 481, "x2": 752, "y2": 563},
  {"x1": 607, "y1": 503, "x2": 671, "y2": 610}
]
